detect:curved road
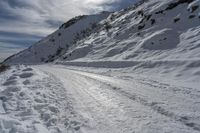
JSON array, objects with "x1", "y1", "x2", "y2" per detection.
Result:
[{"x1": 37, "y1": 65, "x2": 200, "y2": 133}]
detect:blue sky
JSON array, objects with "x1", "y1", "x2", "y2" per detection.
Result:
[{"x1": 0, "y1": 0, "x2": 136, "y2": 62}]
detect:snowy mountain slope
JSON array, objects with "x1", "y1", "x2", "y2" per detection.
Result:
[
  {"x1": 3, "y1": 12, "x2": 110, "y2": 64},
  {"x1": 4, "y1": 0, "x2": 200, "y2": 83},
  {"x1": 4, "y1": 0, "x2": 200, "y2": 64},
  {"x1": 56, "y1": 0, "x2": 200, "y2": 62},
  {"x1": 53, "y1": 0, "x2": 200, "y2": 82},
  {"x1": 2, "y1": 0, "x2": 200, "y2": 82}
]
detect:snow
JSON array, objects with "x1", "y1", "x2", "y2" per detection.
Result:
[
  {"x1": 4, "y1": 1, "x2": 200, "y2": 82},
  {"x1": 3, "y1": 12, "x2": 110, "y2": 64},
  {"x1": 1, "y1": 0, "x2": 200, "y2": 132},
  {"x1": 0, "y1": 64, "x2": 200, "y2": 133},
  {"x1": 140, "y1": 28, "x2": 179, "y2": 50}
]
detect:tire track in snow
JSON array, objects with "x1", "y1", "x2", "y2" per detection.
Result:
[
  {"x1": 69, "y1": 69, "x2": 200, "y2": 132},
  {"x1": 116, "y1": 89, "x2": 200, "y2": 132},
  {"x1": 39, "y1": 65, "x2": 200, "y2": 132}
]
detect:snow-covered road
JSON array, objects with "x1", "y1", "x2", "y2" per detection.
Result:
[
  {"x1": 36, "y1": 65, "x2": 200, "y2": 133},
  {"x1": 0, "y1": 65, "x2": 200, "y2": 133}
]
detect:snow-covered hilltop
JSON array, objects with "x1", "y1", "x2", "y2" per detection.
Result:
[{"x1": 4, "y1": 0, "x2": 200, "y2": 81}]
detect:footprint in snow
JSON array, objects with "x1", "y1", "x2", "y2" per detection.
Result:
[
  {"x1": 65, "y1": 120, "x2": 81, "y2": 131},
  {"x1": 23, "y1": 80, "x2": 30, "y2": 85},
  {"x1": 48, "y1": 106, "x2": 59, "y2": 113},
  {"x1": 22, "y1": 68, "x2": 33, "y2": 72},
  {"x1": 7, "y1": 76, "x2": 17, "y2": 81},
  {"x1": 34, "y1": 98, "x2": 43, "y2": 103},
  {"x1": 2, "y1": 80, "x2": 17, "y2": 86},
  {"x1": 5, "y1": 86, "x2": 21, "y2": 92},
  {"x1": 0, "y1": 87, "x2": 21, "y2": 102},
  {"x1": 34, "y1": 104, "x2": 48, "y2": 111},
  {"x1": 12, "y1": 70, "x2": 16, "y2": 73},
  {"x1": 19, "y1": 73, "x2": 34, "y2": 78},
  {"x1": 41, "y1": 112, "x2": 51, "y2": 122}
]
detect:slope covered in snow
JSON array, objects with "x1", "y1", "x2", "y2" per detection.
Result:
[
  {"x1": 57, "y1": 0, "x2": 200, "y2": 82},
  {"x1": 4, "y1": 0, "x2": 200, "y2": 82},
  {"x1": 3, "y1": 12, "x2": 110, "y2": 64}
]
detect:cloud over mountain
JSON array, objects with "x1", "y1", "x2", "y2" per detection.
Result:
[{"x1": 0, "y1": 0, "x2": 136, "y2": 61}]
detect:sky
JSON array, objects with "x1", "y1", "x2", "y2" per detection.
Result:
[{"x1": 0, "y1": 0, "x2": 136, "y2": 62}]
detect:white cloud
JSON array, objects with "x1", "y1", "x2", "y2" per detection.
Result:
[{"x1": 0, "y1": 0, "x2": 126, "y2": 36}]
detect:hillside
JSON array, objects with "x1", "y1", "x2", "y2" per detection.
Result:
[
  {"x1": 4, "y1": 0, "x2": 200, "y2": 82},
  {"x1": 4, "y1": 12, "x2": 110, "y2": 64}
]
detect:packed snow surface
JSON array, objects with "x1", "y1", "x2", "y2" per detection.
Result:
[{"x1": 0, "y1": 65, "x2": 200, "y2": 133}]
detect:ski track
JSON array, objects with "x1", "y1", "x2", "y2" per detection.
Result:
[{"x1": 34, "y1": 65, "x2": 200, "y2": 133}]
